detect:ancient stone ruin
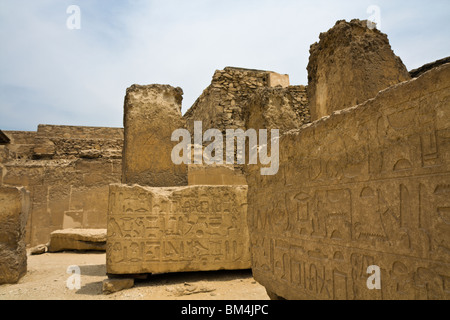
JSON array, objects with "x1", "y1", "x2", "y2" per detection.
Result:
[
  {"x1": 307, "y1": 19, "x2": 411, "y2": 121},
  {"x1": 247, "y1": 63, "x2": 450, "y2": 300},
  {"x1": 122, "y1": 85, "x2": 187, "y2": 187},
  {"x1": 106, "y1": 84, "x2": 251, "y2": 276},
  {"x1": 0, "y1": 125, "x2": 123, "y2": 247},
  {"x1": 0, "y1": 19, "x2": 448, "y2": 299},
  {"x1": 0, "y1": 186, "x2": 30, "y2": 284}
]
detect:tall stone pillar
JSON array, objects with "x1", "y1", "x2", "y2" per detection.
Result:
[{"x1": 122, "y1": 84, "x2": 187, "y2": 187}]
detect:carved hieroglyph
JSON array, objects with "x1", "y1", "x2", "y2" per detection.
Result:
[
  {"x1": 122, "y1": 84, "x2": 187, "y2": 187},
  {"x1": 0, "y1": 186, "x2": 30, "y2": 284},
  {"x1": 246, "y1": 64, "x2": 450, "y2": 300},
  {"x1": 106, "y1": 184, "x2": 250, "y2": 275}
]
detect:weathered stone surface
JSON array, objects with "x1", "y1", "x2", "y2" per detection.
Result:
[
  {"x1": 409, "y1": 56, "x2": 450, "y2": 78},
  {"x1": 188, "y1": 164, "x2": 247, "y2": 186},
  {"x1": 184, "y1": 68, "x2": 308, "y2": 175},
  {"x1": 246, "y1": 63, "x2": 450, "y2": 300},
  {"x1": 0, "y1": 130, "x2": 10, "y2": 144},
  {"x1": 30, "y1": 244, "x2": 47, "y2": 255},
  {"x1": 102, "y1": 278, "x2": 134, "y2": 295},
  {"x1": 245, "y1": 85, "x2": 310, "y2": 132},
  {"x1": 48, "y1": 229, "x2": 106, "y2": 252},
  {"x1": 122, "y1": 84, "x2": 187, "y2": 187},
  {"x1": 0, "y1": 186, "x2": 30, "y2": 284},
  {"x1": 1, "y1": 125, "x2": 123, "y2": 246},
  {"x1": 268, "y1": 73, "x2": 290, "y2": 88},
  {"x1": 106, "y1": 184, "x2": 250, "y2": 275},
  {"x1": 184, "y1": 67, "x2": 301, "y2": 134},
  {"x1": 307, "y1": 19, "x2": 411, "y2": 121}
]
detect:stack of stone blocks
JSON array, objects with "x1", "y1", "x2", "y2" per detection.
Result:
[{"x1": 106, "y1": 84, "x2": 252, "y2": 276}]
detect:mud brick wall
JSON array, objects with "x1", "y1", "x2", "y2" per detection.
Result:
[
  {"x1": 106, "y1": 184, "x2": 250, "y2": 275},
  {"x1": 245, "y1": 64, "x2": 450, "y2": 300},
  {"x1": 0, "y1": 125, "x2": 123, "y2": 246}
]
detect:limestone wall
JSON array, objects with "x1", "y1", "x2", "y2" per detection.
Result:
[
  {"x1": 1, "y1": 131, "x2": 37, "y2": 161},
  {"x1": 245, "y1": 85, "x2": 310, "y2": 132},
  {"x1": 0, "y1": 186, "x2": 30, "y2": 284},
  {"x1": 246, "y1": 64, "x2": 450, "y2": 300},
  {"x1": 409, "y1": 56, "x2": 450, "y2": 78},
  {"x1": 33, "y1": 125, "x2": 123, "y2": 160},
  {"x1": 188, "y1": 164, "x2": 247, "y2": 186},
  {"x1": 184, "y1": 67, "x2": 292, "y2": 133},
  {"x1": 0, "y1": 125, "x2": 123, "y2": 246},
  {"x1": 307, "y1": 19, "x2": 411, "y2": 121}
]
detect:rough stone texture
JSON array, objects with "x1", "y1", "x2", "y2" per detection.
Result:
[
  {"x1": 0, "y1": 125, "x2": 123, "y2": 246},
  {"x1": 106, "y1": 184, "x2": 250, "y2": 275},
  {"x1": 122, "y1": 84, "x2": 187, "y2": 187},
  {"x1": 245, "y1": 64, "x2": 450, "y2": 300},
  {"x1": 102, "y1": 278, "x2": 134, "y2": 295},
  {"x1": 188, "y1": 164, "x2": 247, "y2": 186},
  {"x1": 0, "y1": 131, "x2": 37, "y2": 162},
  {"x1": 245, "y1": 85, "x2": 310, "y2": 132},
  {"x1": 29, "y1": 244, "x2": 47, "y2": 255},
  {"x1": 183, "y1": 67, "x2": 308, "y2": 174},
  {"x1": 0, "y1": 186, "x2": 30, "y2": 284},
  {"x1": 184, "y1": 67, "x2": 295, "y2": 134},
  {"x1": 0, "y1": 130, "x2": 10, "y2": 144},
  {"x1": 307, "y1": 19, "x2": 411, "y2": 121},
  {"x1": 409, "y1": 56, "x2": 450, "y2": 78},
  {"x1": 48, "y1": 229, "x2": 107, "y2": 252},
  {"x1": 268, "y1": 72, "x2": 290, "y2": 88}
]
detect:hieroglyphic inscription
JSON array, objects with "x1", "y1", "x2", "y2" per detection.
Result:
[
  {"x1": 246, "y1": 64, "x2": 450, "y2": 299},
  {"x1": 106, "y1": 184, "x2": 250, "y2": 274}
]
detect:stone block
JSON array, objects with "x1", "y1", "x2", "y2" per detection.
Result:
[
  {"x1": 268, "y1": 72, "x2": 290, "y2": 88},
  {"x1": 102, "y1": 278, "x2": 134, "y2": 294},
  {"x1": 48, "y1": 229, "x2": 107, "y2": 252},
  {"x1": 30, "y1": 244, "x2": 47, "y2": 255},
  {"x1": 122, "y1": 84, "x2": 187, "y2": 187},
  {"x1": 106, "y1": 184, "x2": 250, "y2": 275},
  {"x1": 246, "y1": 63, "x2": 450, "y2": 300},
  {"x1": 0, "y1": 186, "x2": 30, "y2": 284}
]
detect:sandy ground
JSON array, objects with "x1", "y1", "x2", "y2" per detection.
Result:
[{"x1": 0, "y1": 251, "x2": 269, "y2": 300}]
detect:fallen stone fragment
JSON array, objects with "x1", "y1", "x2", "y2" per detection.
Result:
[
  {"x1": 29, "y1": 244, "x2": 47, "y2": 255},
  {"x1": 48, "y1": 229, "x2": 107, "y2": 252},
  {"x1": 174, "y1": 283, "x2": 216, "y2": 297},
  {"x1": 102, "y1": 278, "x2": 134, "y2": 295}
]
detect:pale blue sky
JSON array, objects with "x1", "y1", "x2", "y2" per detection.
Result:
[{"x1": 0, "y1": 0, "x2": 449, "y2": 130}]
